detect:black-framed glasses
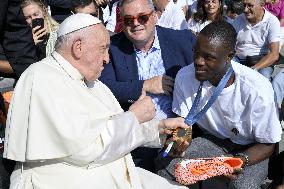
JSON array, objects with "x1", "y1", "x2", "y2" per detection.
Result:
[{"x1": 122, "y1": 11, "x2": 154, "y2": 26}]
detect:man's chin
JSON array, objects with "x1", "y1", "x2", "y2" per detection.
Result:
[{"x1": 195, "y1": 73, "x2": 207, "y2": 82}]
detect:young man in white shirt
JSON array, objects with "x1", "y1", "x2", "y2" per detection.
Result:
[{"x1": 157, "y1": 20, "x2": 282, "y2": 189}]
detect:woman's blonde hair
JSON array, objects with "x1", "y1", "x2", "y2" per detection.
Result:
[{"x1": 21, "y1": 0, "x2": 59, "y2": 33}]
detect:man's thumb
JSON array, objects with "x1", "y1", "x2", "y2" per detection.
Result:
[{"x1": 138, "y1": 90, "x2": 147, "y2": 100}]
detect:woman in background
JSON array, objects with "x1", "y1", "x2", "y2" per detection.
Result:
[
  {"x1": 21, "y1": 0, "x2": 59, "y2": 59},
  {"x1": 188, "y1": 0, "x2": 224, "y2": 34}
]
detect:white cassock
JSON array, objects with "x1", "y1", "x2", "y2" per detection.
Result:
[{"x1": 4, "y1": 52, "x2": 186, "y2": 189}]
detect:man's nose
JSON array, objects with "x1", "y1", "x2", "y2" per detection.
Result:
[
  {"x1": 195, "y1": 57, "x2": 205, "y2": 66},
  {"x1": 103, "y1": 52, "x2": 110, "y2": 64},
  {"x1": 132, "y1": 18, "x2": 140, "y2": 26}
]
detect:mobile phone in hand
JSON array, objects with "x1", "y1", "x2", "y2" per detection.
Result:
[{"x1": 32, "y1": 18, "x2": 45, "y2": 40}]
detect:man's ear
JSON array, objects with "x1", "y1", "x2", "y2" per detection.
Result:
[
  {"x1": 71, "y1": 38, "x2": 82, "y2": 59},
  {"x1": 227, "y1": 50, "x2": 235, "y2": 61},
  {"x1": 153, "y1": 11, "x2": 159, "y2": 23}
]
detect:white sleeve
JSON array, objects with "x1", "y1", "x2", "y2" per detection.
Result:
[
  {"x1": 268, "y1": 16, "x2": 281, "y2": 43},
  {"x1": 105, "y1": 2, "x2": 118, "y2": 32},
  {"x1": 172, "y1": 72, "x2": 191, "y2": 118},
  {"x1": 252, "y1": 93, "x2": 282, "y2": 143},
  {"x1": 64, "y1": 112, "x2": 162, "y2": 166},
  {"x1": 172, "y1": 10, "x2": 188, "y2": 30},
  {"x1": 188, "y1": 19, "x2": 199, "y2": 33}
]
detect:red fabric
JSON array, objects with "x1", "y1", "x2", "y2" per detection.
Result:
[{"x1": 114, "y1": 6, "x2": 123, "y2": 33}]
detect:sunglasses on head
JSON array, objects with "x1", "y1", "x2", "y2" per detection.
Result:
[{"x1": 122, "y1": 11, "x2": 154, "y2": 26}]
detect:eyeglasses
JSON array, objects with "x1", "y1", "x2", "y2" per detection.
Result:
[{"x1": 122, "y1": 11, "x2": 154, "y2": 26}]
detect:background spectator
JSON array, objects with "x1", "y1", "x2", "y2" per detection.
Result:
[
  {"x1": 188, "y1": 0, "x2": 225, "y2": 34},
  {"x1": 21, "y1": 0, "x2": 59, "y2": 60}
]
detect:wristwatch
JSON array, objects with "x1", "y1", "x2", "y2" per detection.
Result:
[{"x1": 235, "y1": 152, "x2": 250, "y2": 167}]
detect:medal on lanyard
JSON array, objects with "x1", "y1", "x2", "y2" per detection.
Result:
[{"x1": 163, "y1": 64, "x2": 234, "y2": 157}]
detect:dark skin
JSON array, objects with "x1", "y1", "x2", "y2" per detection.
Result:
[{"x1": 193, "y1": 34, "x2": 276, "y2": 180}]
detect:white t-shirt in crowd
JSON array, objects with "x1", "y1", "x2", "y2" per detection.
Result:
[
  {"x1": 188, "y1": 19, "x2": 211, "y2": 34},
  {"x1": 157, "y1": 0, "x2": 188, "y2": 30},
  {"x1": 106, "y1": 1, "x2": 118, "y2": 32},
  {"x1": 233, "y1": 9, "x2": 281, "y2": 59},
  {"x1": 172, "y1": 61, "x2": 282, "y2": 145}
]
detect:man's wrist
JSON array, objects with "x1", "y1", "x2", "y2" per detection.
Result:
[{"x1": 235, "y1": 152, "x2": 250, "y2": 167}]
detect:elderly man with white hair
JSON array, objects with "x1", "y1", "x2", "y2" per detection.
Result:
[{"x1": 3, "y1": 13, "x2": 189, "y2": 189}]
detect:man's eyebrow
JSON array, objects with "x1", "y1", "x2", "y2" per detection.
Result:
[{"x1": 98, "y1": 44, "x2": 110, "y2": 49}]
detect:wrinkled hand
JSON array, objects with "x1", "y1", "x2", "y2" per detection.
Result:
[
  {"x1": 129, "y1": 91, "x2": 156, "y2": 124},
  {"x1": 158, "y1": 117, "x2": 189, "y2": 135},
  {"x1": 32, "y1": 26, "x2": 47, "y2": 45},
  {"x1": 143, "y1": 75, "x2": 174, "y2": 95},
  {"x1": 159, "y1": 117, "x2": 191, "y2": 157}
]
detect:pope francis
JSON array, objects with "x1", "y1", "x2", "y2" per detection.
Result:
[{"x1": 3, "y1": 13, "x2": 189, "y2": 189}]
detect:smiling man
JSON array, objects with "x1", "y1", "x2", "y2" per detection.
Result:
[
  {"x1": 100, "y1": 0, "x2": 196, "y2": 171},
  {"x1": 157, "y1": 21, "x2": 282, "y2": 188},
  {"x1": 232, "y1": 0, "x2": 280, "y2": 79}
]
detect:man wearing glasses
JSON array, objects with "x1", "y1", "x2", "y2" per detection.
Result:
[{"x1": 100, "y1": 0, "x2": 196, "y2": 172}]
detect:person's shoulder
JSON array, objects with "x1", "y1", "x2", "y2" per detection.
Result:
[
  {"x1": 232, "y1": 61, "x2": 274, "y2": 96},
  {"x1": 264, "y1": 9, "x2": 281, "y2": 25},
  {"x1": 176, "y1": 63, "x2": 195, "y2": 84},
  {"x1": 232, "y1": 14, "x2": 246, "y2": 29},
  {"x1": 24, "y1": 56, "x2": 66, "y2": 80}
]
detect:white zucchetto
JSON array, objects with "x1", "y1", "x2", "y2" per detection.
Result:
[{"x1": 57, "y1": 13, "x2": 102, "y2": 37}]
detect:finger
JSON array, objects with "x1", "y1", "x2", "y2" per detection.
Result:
[
  {"x1": 32, "y1": 26, "x2": 41, "y2": 33},
  {"x1": 162, "y1": 78, "x2": 174, "y2": 87},
  {"x1": 34, "y1": 28, "x2": 46, "y2": 36},
  {"x1": 163, "y1": 75, "x2": 174, "y2": 82},
  {"x1": 224, "y1": 173, "x2": 238, "y2": 180},
  {"x1": 37, "y1": 31, "x2": 47, "y2": 38},
  {"x1": 164, "y1": 129, "x2": 173, "y2": 135},
  {"x1": 179, "y1": 141, "x2": 190, "y2": 152},
  {"x1": 138, "y1": 90, "x2": 147, "y2": 100},
  {"x1": 162, "y1": 85, "x2": 173, "y2": 94}
]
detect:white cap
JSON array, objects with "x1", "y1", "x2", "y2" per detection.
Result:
[{"x1": 57, "y1": 13, "x2": 102, "y2": 37}]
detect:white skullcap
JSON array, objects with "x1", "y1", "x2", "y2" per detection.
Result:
[{"x1": 57, "y1": 13, "x2": 102, "y2": 37}]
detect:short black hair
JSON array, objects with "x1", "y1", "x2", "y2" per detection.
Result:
[
  {"x1": 227, "y1": 0, "x2": 243, "y2": 15},
  {"x1": 71, "y1": 0, "x2": 97, "y2": 11},
  {"x1": 199, "y1": 20, "x2": 237, "y2": 53}
]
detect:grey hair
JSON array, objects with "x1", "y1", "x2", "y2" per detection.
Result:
[
  {"x1": 256, "y1": 0, "x2": 265, "y2": 5},
  {"x1": 119, "y1": 0, "x2": 155, "y2": 14},
  {"x1": 54, "y1": 27, "x2": 91, "y2": 51}
]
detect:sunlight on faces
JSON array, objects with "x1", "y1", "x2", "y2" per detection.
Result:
[
  {"x1": 120, "y1": 0, "x2": 157, "y2": 46},
  {"x1": 78, "y1": 24, "x2": 110, "y2": 82},
  {"x1": 194, "y1": 34, "x2": 230, "y2": 84},
  {"x1": 243, "y1": 0, "x2": 262, "y2": 22},
  {"x1": 22, "y1": 3, "x2": 45, "y2": 27},
  {"x1": 204, "y1": 0, "x2": 221, "y2": 16}
]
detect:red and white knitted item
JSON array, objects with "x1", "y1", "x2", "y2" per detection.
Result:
[{"x1": 174, "y1": 157, "x2": 243, "y2": 185}]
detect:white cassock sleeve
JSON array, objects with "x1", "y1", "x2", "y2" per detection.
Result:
[{"x1": 63, "y1": 112, "x2": 164, "y2": 166}]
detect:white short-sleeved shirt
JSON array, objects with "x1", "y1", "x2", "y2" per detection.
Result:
[
  {"x1": 172, "y1": 61, "x2": 282, "y2": 145},
  {"x1": 188, "y1": 19, "x2": 211, "y2": 34},
  {"x1": 157, "y1": 0, "x2": 188, "y2": 30},
  {"x1": 233, "y1": 9, "x2": 281, "y2": 59}
]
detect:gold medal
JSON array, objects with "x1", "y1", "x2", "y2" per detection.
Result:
[{"x1": 173, "y1": 127, "x2": 192, "y2": 142}]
